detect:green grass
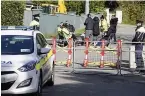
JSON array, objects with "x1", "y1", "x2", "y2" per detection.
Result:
[
  {"x1": 43, "y1": 28, "x2": 85, "y2": 39},
  {"x1": 75, "y1": 28, "x2": 85, "y2": 36},
  {"x1": 43, "y1": 33, "x2": 58, "y2": 39}
]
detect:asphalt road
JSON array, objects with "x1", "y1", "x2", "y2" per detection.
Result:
[{"x1": 43, "y1": 66, "x2": 145, "y2": 96}]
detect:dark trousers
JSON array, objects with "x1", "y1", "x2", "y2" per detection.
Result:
[
  {"x1": 109, "y1": 33, "x2": 116, "y2": 42},
  {"x1": 71, "y1": 34, "x2": 77, "y2": 41},
  {"x1": 135, "y1": 44, "x2": 144, "y2": 68}
]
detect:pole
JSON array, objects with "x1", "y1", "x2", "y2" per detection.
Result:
[{"x1": 85, "y1": 0, "x2": 89, "y2": 15}]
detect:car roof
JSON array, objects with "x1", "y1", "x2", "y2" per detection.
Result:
[{"x1": 1, "y1": 30, "x2": 41, "y2": 36}]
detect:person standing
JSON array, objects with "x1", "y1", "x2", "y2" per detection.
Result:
[
  {"x1": 93, "y1": 16, "x2": 100, "y2": 41},
  {"x1": 99, "y1": 15, "x2": 109, "y2": 38},
  {"x1": 29, "y1": 16, "x2": 40, "y2": 30},
  {"x1": 132, "y1": 20, "x2": 145, "y2": 70},
  {"x1": 84, "y1": 14, "x2": 94, "y2": 41},
  {"x1": 109, "y1": 15, "x2": 118, "y2": 42}
]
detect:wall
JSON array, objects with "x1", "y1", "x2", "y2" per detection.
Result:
[
  {"x1": 39, "y1": 13, "x2": 86, "y2": 34},
  {"x1": 24, "y1": 10, "x2": 101, "y2": 34},
  {"x1": 23, "y1": 9, "x2": 42, "y2": 26}
]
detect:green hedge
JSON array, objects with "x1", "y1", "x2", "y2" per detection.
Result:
[
  {"x1": 119, "y1": 1, "x2": 145, "y2": 25},
  {"x1": 1, "y1": 1, "x2": 25, "y2": 26}
]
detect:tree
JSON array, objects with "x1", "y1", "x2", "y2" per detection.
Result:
[
  {"x1": 90, "y1": 1, "x2": 105, "y2": 13},
  {"x1": 1, "y1": 1, "x2": 25, "y2": 26},
  {"x1": 105, "y1": 1, "x2": 119, "y2": 12},
  {"x1": 119, "y1": 1, "x2": 145, "y2": 24}
]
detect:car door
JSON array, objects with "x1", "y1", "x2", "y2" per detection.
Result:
[
  {"x1": 39, "y1": 34, "x2": 52, "y2": 78},
  {"x1": 36, "y1": 33, "x2": 50, "y2": 83}
]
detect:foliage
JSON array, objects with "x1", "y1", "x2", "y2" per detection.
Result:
[
  {"x1": 32, "y1": 0, "x2": 105, "y2": 15},
  {"x1": 1, "y1": 1, "x2": 25, "y2": 26},
  {"x1": 90, "y1": 1, "x2": 105, "y2": 13},
  {"x1": 32, "y1": 0, "x2": 57, "y2": 5},
  {"x1": 119, "y1": 1, "x2": 145, "y2": 25}
]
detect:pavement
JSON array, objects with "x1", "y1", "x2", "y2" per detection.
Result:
[{"x1": 42, "y1": 24, "x2": 145, "y2": 96}]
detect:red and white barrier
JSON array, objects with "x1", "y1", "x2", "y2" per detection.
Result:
[
  {"x1": 52, "y1": 37, "x2": 56, "y2": 64},
  {"x1": 66, "y1": 38, "x2": 72, "y2": 67},
  {"x1": 83, "y1": 38, "x2": 122, "y2": 68},
  {"x1": 83, "y1": 38, "x2": 89, "y2": 67},
  {"x1": 100, "y1": 40, "x2": 105, "y2": 68},
  {"x1": 116, "y1": 40, "x2": 122, "y2": 69}
]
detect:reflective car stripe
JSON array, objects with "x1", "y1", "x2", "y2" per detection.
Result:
[{"x1": 35, "y1": 49, "x2": 53, "y2": 70}]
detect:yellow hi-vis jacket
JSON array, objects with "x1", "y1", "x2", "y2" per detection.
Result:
[
  {"x1": 99, "y1": 19, "x2": 109, "y2": 32},
  {"x1": 29, "y1": 20, "x2": 39, "y2": 26},
  {"x1": 57, "y1": 27, "x2": 72, "y2": 40}
]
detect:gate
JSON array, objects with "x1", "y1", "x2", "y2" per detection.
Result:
[
  {"x1": 72, "y1": 38, "x2": 122, "y2": 75},
  {"x1": 47, "y1": 38, "x2": 145, "y2": 75},
  {"x1": 52, "y1": 38, "x2": 73, "y2": 67}
]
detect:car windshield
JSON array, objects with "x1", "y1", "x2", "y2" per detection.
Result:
[{"x1": 1, "y1": 35, "x2": 34, "y2": 55}]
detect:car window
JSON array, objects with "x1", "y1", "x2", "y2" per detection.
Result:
[
  {"x1": 39, "y1": 34, "x2": 48, "y2": 47},
  {"x1": 1, "y1": 35, "x2": 34, "y2": 55}
]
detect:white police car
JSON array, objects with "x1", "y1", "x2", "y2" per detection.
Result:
[{"x1": 1, "y1": 26, "x2": 55, "y2": 96}]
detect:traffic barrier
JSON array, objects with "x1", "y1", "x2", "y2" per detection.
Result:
[
  {"x1": 52, "y1": 37, "x2": 56, "y2": 64},
  {"x1": 83, "y1": 38, "x2": 89, "y2": 67},
  {"x1": 100, "y1": 40, "x2": 105, "y2": 68},
  {"x1": 116, "y1": 40, "x2": 122, "y2": 69},
  {"x1": 66, "y1": 38, "x2": 73, "y2": 67},
  {"x1": 82, "y1": 38, "x2": 121, "y2": 68},
  {"x1": 48, "y1": 38, "x2": 145, "y2": 75},
  {"x1": 52, "y1": 38, "x2": 73, "y2": 67}
]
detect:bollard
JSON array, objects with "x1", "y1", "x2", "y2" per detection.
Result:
[
  {"x1": 66, "y1": 38, "x2": 72, "y2": 67},
  {"x1": 116, "y1": 40, "x2": 122, "y2": 69},
  {"x1": 52, "y1": 37, "x2": 56, "y2": 64},
  {"x1": 83, "y1": 38, "x2": 89, "y2": 67},
  {"x1": 100, "y1": 40, "x2": 105, "y2": 68},
  {"x1": 129, "y1": 45, "x2": 136, "y2": 69}
]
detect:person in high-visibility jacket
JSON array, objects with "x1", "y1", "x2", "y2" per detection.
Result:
[
  {"x1": 57, "y1": 22, "x2": 72, "y2": 41},
  {"x1": 99, "y1": 15, "x2": 109, "y2": 37},
  {"x1": 29, "y1": 17, "x2": 40, "y2": 30}
]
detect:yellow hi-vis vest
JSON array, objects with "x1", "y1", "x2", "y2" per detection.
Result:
[
  {"x1": 99, "y1": 19, "x2": 109, "y2": 32},
  {"x1": 57, "y1": 27, "x2": 72, "y2": 40},
  {"x1": 29, "y1": 20, "x2": 39, "y2": 26}
]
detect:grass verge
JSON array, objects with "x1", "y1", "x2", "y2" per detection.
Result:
[{"x1": 44, "y1": 28, "x2": 85, "y2": 39}]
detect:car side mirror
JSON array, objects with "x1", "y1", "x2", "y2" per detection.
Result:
[{"x1": 38, "y1": 48, "x2": 50, "y2": 55}]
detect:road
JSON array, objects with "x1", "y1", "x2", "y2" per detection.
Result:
[
  {"x1": 43, "y1": 66, "x2": 145, "y2": 96},
  {"x1": 42, "y1": 24, "x2": 145, "y2": 96}
]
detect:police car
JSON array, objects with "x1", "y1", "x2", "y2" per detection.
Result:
[{"x1": 1, "y1": 26, "x2": 55, "y2": 96}]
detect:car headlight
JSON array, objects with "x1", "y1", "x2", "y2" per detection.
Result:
[
  {"x1": 17, "y1": 78, "x2": 32, "y2": 88},
  {"x1": 18, "y1": 61, "x2": 36, "y2": 72}
]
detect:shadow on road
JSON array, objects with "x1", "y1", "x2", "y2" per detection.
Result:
[{"x1": 42, "y1": 69, "x2": 145, "y2": 96}]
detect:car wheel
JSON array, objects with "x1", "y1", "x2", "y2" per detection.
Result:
[
  {"x1": 33, "y1": 77, "x2": 42, "y2": 96},
  {"x1": 47, "y1": 65, "x2": 54, "y2": 86}
]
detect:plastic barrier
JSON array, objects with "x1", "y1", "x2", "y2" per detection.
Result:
[
  {"x1": 83, "y1": 38, "x2": 121, "y2": 68},
  {"x1": 52, "y1": 37, "x2": 73, "y2": 67}
]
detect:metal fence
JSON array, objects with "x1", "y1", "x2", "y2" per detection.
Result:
[{"x1": 47, "y1": 38, "x2": 145, "y2": 75}]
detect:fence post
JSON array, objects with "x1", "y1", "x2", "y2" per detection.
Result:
[
  {"x1": 66, "y1": 38, "x2": 72, "y2": 67},
  {"x1": 100, "y1": 40, "x2": 105, "y2": 68},
  {"x1": 72, "y1": 39, "x2": 75, "y2": 72},
  {"x1": 83, "y1": 38, "x2": 89, "y2": 67}
]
